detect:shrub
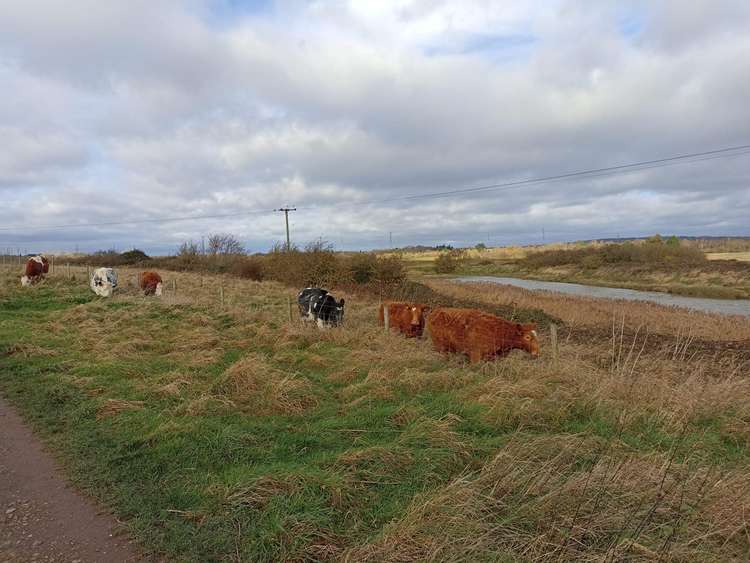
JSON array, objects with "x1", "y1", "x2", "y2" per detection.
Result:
[
  {"x1": 233, "y1": 257, "x2": 264, "y2": 281},
  {"x1": 119, "y1": 249, "x2": 150, "y2": 265},
  {"x1": 347, "y1": 253, "x2": 377, "y2": 284},
  {"x1": 434, "y1": 250, "x2": 465, "y2": 274},
  {"x1": 523, "y1": 238, "x2": 706, "y2": 269},
  {"x1": 581, "y1": 253, "x2": 604, "y2": 269},
  {"x1": 374, "y1": 255, "x2": 405, "y2": 285}
]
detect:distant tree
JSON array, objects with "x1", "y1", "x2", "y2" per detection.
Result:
[
  {"x1": 179, "y1": 240, "x2": 200, "y2": 257},
  {"x1": 665, "y1": 235, "x2": 680, "y2": 247},
  {"x1": 475, "y1": 242, "x2": 487, "y2": 251},
  {"x1": 207, "y1": 233, "x2": 245, "y2": 255}
]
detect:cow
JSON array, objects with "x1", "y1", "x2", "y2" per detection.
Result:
[
  {"x1": 297, "y1": 287, "x2": 345, "y2": 328},
  {"x1": 426, "y1": 307, "x2": 539, "y2": 363},
  {"x1": 139, "y1": 271, "x2": 163, "y2": 296},
  {"x1": 20, "y1": 255, "x2": 49, "y2": 286},
  {"x1": 378, "y1": 301, "x2": 430, "y2": 338},
  {"x1": 90, "y1": 267, "x2": 118, "y2": 297}
]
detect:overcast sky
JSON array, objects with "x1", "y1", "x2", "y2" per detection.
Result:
[{"x1": 1, "y1": 0, "x2": 749, "y2": 254}]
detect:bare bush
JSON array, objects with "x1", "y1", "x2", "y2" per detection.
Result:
[{"x1": 207, "y1": 233, "x2": 245, "y2": 255}]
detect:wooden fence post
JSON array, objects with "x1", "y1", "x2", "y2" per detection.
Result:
[
  {"x1": 550, "y1": 323, "x2": 559, "y2": 362},
  {"x1": 287, "y1": 295, "x2": 293, "y2": 323},
  {"x1": 383, "y1": 305, "x2": 390, "y2": 334},
  {"x1": 66, "y1": 262, "x2": 71, "y2": 279},
  {"x1": 51, "y1": 255, "x2": 55, "y2": 275},
  {"x1": 220, "y1": 285, "x2": 224, "y2": 306},
  {"x1": 172, "y1": 279, "x2": 177, "y2": 298}
]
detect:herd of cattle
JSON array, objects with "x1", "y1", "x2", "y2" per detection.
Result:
[{"x1": 20, "y1": 255, "x2": 540, "y2": 363}]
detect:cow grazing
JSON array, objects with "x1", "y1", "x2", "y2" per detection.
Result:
[
  {"x1": 426, "y1": 308, "x2": 539, "y2": 363},
  {"x1": 21, "y1": 255, "x2": 49, "y2": 286},
  {"x1": 139, "y1": 271, "x2": 163, "y2": 296},
  {"x1": 90, "y1": 267, "x2": 118, "y2": 297},
  {"x1": 378, "y1": 302, "x2": 430, "y2": 338},
  {"x1": 297, "y1": 288, "x2": 345, "y2": 328}
]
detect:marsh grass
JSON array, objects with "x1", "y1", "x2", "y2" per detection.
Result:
[
  {"x1": 0, "y1": 266, "x2": 747, "y2": 561},
  {"x1": 428, "y1": 279, "x2": 750, "y2": 341}
]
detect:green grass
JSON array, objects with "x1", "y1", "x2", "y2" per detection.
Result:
[{"x1": 1, "y1": 272, "x2": 748, "y2": 561}]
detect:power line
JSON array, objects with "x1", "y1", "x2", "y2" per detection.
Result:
[
  {"x1": 1, "y1": 143, "x2": 749, "y2": 233},
  {"x1": 298, "y1": 143, "x2": 750, "y2": 209}
]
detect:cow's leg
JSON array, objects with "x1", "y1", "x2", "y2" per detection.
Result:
[{"x1": 469, "y1": 349, "x2": 483, "y2": 364}]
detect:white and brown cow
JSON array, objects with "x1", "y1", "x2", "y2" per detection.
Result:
[
  {"x1": 20, "y1": 255, "x2": 49, "y2": 286},
  {"x1": 90, "y1": 267, "x2": 118, "y2": 297}
]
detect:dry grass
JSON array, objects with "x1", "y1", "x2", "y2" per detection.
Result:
[
  {"x1": 96, "y1": 398, "x2": 144, "y2": 420},
  {"x1": 382, "y1": 242, "x2": 608, "y2": 263},
  {"x1": 464, "y1": 339, "x2": 750, "y2": 437},
  {"x1": 342, "y1": 434, "x2": 750, "y2": 562},
  {"x1": 707, "y1": 252, "x2": 750, "y2": 262},
  {"x1": 213, "y1": 353, "x2": 318, "y2": 415},
  {"x1": 427, "y1": 279, "x2": 750, "y2": 341}
]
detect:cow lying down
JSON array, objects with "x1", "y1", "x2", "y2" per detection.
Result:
[
  {"x1": 298, "y1": 287, "x2": 345, "y2": 328},
  {"x1": 90, "y1": 267, "x2": 118, "y2": 297},
  {"x1": 379, "y1": 301, "x2": 430, "y2": 338},
  {"x1": 426, "y1": 307, "x2": 539, "y2": 363}
]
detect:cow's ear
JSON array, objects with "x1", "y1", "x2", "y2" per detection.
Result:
[
  {"x1": 516, "y1": 323, "x2": 523, "y2": 331},
  {"x1": 339, "y1": 299, "x2": 345, "y2": 306}
]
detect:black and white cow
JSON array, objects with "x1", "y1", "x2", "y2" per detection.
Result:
[
  {"x1": 90, "y1": 267, "x2": 118, "y2": 297},
  {"x1": 297, "y1": 287, "x2": 345, "y2": 328}
]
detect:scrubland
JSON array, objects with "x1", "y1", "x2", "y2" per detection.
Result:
[
  {"x1": 400, "y1": 239, "x2": 750, "y2": 300},
  {"x1": 1, "y1": 266, "x2": 749, "y2": 562}
]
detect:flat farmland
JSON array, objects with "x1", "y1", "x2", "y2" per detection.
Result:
[
  {"x1": 707, "y1": 252, "x2": 750, "y2": 262},
  {"x1": 1, "y1": 268, "x2": 749, "y2": 561}
]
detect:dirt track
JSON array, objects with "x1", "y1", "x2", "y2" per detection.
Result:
[{"x1": 0, "y1": 396, "x2": 142, "y2": 563}]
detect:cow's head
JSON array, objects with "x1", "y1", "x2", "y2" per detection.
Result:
[
  {"x1": 155, "y1": 282, "x2": 163, "y2": 296},
  {"x1": 20, "y1": 275, "x2": 31, "y2": 287},
  {"x1": 516, "y1": 323, "x2": 539, "y2": 357},
  {"x1": 335, "y1": 298, "x2": 345, "y2": 325},
  {"x1": 409, "y1": 305, "x2": 430, "y2": 336}
]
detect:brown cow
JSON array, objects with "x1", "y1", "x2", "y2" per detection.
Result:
[
  {"x1": 139, "y1": 271, "x2": 163, "y2": 296},
  {"x1": 21, "y1": 255, "x2": 49, "y2": 286},
  {"x1": 378, "y1": 302, "x2": 430, "y2": 337},
  {"x1": 426, "y1": 307, "x2": 539, "y2": 363}
]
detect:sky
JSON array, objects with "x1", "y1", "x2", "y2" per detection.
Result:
[{"x1": 1, "y1": 0, "x2": 749, "y2": 255}]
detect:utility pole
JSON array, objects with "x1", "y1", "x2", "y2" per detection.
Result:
[
  {"x1": 275, "y1": 207, "x2": 296, "y2": 251},
  {"x1": 389, "y1": 231, "x2": 393, "y2": 248}
]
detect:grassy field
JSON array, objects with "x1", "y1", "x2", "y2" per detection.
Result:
[
  {"x1": 1, "y1": 266, "x2": 749, "y2": 561},
  {"x1": 707, "y1": 252, "x2": 750, "y2": 262}
]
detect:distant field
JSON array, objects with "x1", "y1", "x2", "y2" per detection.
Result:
[
  {"x1": 1, "y1": 267, "x2": 749, "y2": 561},
  {"x1": 707, "y1": 251, "x2": 750, "y2": 262},
  {"x1": 382, "y1": 241, "x2": 607, "y2": 262}
]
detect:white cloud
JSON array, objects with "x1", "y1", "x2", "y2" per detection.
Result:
[{"x1": 0, "y1": 0, "x2": 748, "y2": 253}]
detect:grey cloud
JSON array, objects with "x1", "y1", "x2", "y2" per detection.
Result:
[{"x1": 0, "y1": 0, "x2": 749, "y2": 253}]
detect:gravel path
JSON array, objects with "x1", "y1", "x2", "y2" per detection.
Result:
[{"x1": 0, "y1": 395, "x2": 142, "y2": 562}]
